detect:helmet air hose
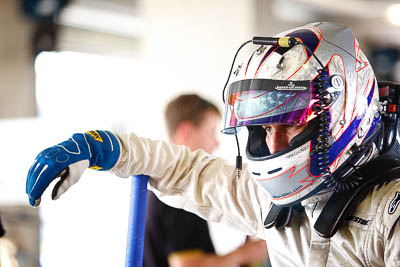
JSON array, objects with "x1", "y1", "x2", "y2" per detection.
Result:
[
  {"x1": 309, "y1": 60, "x2": 362, "y2": 192},
  {"x1": 311, "y1": 68, "x2": 334, "y2": 186}
]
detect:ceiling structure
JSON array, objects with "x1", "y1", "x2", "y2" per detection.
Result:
[
  {"x1": 275, "y1": 0, "x2": 400, "y2": 46},
  {"x1": 55, "y1": 0, "x2": 400, "y2": 53},
  {"x1": 57, "y1": 0, "x2": 142, "y2": 39}
]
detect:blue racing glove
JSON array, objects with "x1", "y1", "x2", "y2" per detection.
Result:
[{"x1": 26, "y1": 130, "x2": 120, "y2": 207}]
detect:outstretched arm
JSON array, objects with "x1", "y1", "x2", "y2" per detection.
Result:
[
  {"x1": 112, "y1": 132, "x2": 270, "y2": 238},
  {"x1": 26, "y1": 131, "x2": 270, "y2": 238}
]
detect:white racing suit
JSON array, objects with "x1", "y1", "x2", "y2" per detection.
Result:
[{"x1": 111, "y1": 133, "x2": 400, "y2": 266}]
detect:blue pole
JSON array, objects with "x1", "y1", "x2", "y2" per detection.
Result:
[{"x1": 125, "y1": 175, "x2": 149, "y2": 267}]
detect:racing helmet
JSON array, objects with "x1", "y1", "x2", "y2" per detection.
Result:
[{"x1": 222, "y1": 22, "x2": 380, "y2": 206}]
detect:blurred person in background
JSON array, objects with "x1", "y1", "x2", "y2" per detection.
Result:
[{"x1": 144, "y1": 94, "x2": 268, "y2": 267}]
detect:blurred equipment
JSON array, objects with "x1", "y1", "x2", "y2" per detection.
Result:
[
  {"x1": 370, "y1": 47, "x2": 400, "y2": 82},
  {"x1": 0, "y1": 213, "x2": 5, "y2": 237},
  {"x1": 21, "y1": 0, "x2": 71, "y2": 56},
  {"x1": 22, "y1": 0, "x2": 70, "y2": 20},
  {"x1": 0, "y1": 205, "x2": 40, "y2": 267},
  {"x1": 31, "y1": 21, "x2": 59, "y2": 57}
]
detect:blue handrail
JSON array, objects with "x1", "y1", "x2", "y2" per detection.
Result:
[{"x1": 125, "y1": 175, "x2": 149, "y2": 267}]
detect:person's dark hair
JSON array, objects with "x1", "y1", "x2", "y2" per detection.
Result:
[{"x1": 165, "y1": 94, "x2": 220, "y2": 138}]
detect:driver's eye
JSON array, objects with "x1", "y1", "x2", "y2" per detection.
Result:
[{"x1": 263, "y1": 126, "x2": 273, "y2": 135}]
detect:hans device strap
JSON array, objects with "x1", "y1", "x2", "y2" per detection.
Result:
[
  {"x1": 264, "y1": 204, "x2": 293, "y2": 230},
  {"x1": 314, "y1": 157, "x2": 400, "y2": 237}
]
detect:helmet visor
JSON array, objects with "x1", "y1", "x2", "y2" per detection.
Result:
[{"x1": 222, "y1": 79, "x2": 314, "y2": 134}]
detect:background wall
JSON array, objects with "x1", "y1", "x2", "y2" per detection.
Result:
[
  {"x1": 1, "y1": 0, "x2": 400, "y2": 266},
  {"x1": 0, "y1": 0, "x2": 36, "y2": 118}
]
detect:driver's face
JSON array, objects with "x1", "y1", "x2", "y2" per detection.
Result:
[{"x1": 263, "y1": 124, "x2": 308, "y2": 154}]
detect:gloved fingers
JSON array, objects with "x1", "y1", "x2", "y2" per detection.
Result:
[
  {"x1": 51, "y1": 160, "x2": 89, "y2": 201},
  {"x1": 26, "y1": 159, "x2": 39, "y2": 194},
  {"x1": 26, "y1": 145, "x2": 77, "y2": 205},
  {"x1": 30, "y1": 197, "x2": 41, "y2": 207},
  {"x1": 26, "y1": 147, "x2": 61, "y2": 194},
  {"x1": 26, "y1": 160, "x2": 47, "y2": 195},
  {"x1": 26, "y1": 149, "x2": 52, "y2": 192},
  {"x1": 27, "y1": 162, "x2": 67, "y2": 207},
  {"x1": 27, "y1": 162, "x2": 51, "y2": 207},
  {"x1": 26, "y1": 160, "x2": 44, "y2": 206}
]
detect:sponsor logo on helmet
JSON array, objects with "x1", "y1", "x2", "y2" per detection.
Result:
[
  {"x1": 275, "y1": 81, "x2": 308, "y2": 91},
  {"x1": 330, "y1": 75, "x2": 344, "y2": 90},
  {"x1": 273, "y1": 184, "x2": 304, "y2": 199},
  {"x1": 286, "y1": 145, "x2": 308, "y2": 159}
]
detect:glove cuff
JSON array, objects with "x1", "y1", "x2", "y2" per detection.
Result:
[{"x1": 83, "y1": 130, "x2": 121, "y2": 170}]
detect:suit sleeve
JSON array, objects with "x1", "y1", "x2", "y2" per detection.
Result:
[{"x1": 110, "y1": 132, "x2": 271, "y2": 238}]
